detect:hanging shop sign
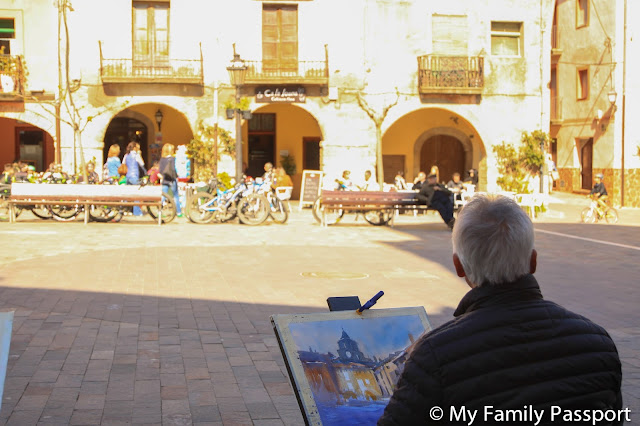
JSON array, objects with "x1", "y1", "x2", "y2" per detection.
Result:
[{"x1": 255, "y1": 87, "x2": 306, "y2": 103}]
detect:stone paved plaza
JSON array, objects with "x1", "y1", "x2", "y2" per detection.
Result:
[{"x1": 0, "y1": 192, "x2": 638, "y2": 425}]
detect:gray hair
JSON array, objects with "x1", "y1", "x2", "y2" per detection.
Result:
[{"x1": 452, "y1": 194, "x2": 534, "y2": 286}]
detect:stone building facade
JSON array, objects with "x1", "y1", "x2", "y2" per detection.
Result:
[
  {"x1": 550, "y1": 0, "x2": 639, "y2": 206},
  {"x1": 0, "y1": 0, "x2": 556, "y2": 198}
]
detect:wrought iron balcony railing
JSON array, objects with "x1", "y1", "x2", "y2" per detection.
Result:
[
  {"x1": 99, "y1": 41, "x2": 203, "y2": 85},
  {"x1": 417, "y1": 55, "x2": 484, "y2": 95},
  {"x1": 550, "y1": 95, "x2": 563, "y2": 124},
  {"x1": 0, "y1": 54, "x2": 26, "y2": 98},
  {"x1": 243, "y1": 45, "x2": 329, "y2": 85}
]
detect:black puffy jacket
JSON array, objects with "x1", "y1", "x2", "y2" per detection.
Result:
[{"x1": 378, "y1": 274, "x2": 623, "y2": 425}]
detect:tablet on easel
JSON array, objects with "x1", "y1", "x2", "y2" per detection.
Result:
[{"x1": 271, "y1": 307, "x2": 431, "y2": 425}]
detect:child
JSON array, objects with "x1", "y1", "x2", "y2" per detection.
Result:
[{"x1": 148, "y1": 161, "x2": 161, "y2": 184}]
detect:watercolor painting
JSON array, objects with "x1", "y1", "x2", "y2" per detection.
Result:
[{"x1": 272, "y1": 307, "x2": 431, "y2": 425}]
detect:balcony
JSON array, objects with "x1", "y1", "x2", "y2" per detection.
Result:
[
  {"x1": 418, "y1": 55, "x2": 484, "y2": 95},
  {"x1": 99, "y1": 41, "x2": 203, "y2": 85},
  {"x1": 550, "y1": 95, "x2": 563, "y2": 125},
  {"x1": 551, "y1": 25, "x2": 562, "y2": 58},
  {"x1": 243, "y1": 47, "x2": 329, "y2": 86},
  {"x1": 0, "y1": 55, "x2": 26, "y2": 99}
]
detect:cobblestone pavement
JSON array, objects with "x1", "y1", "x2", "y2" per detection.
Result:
[{"x1": 0, "y1": 193, "x2": 638, "y2": 425}]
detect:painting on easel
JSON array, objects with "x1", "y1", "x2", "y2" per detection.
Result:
[{"x1": 271, "y1": 307, "x2": 431, "y2": 425}]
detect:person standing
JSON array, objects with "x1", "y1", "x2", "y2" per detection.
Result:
[
  {"x1": 105, "y1": 144, "x2": 122, "y2": 180},
  {"x1": 378, "y1": 195, "x2": 623, "y2": 425},
  {"x1": 124, "y1": 142, "x2": 147, "y2": 215},
  {"x1": 159, "y1": 144, "x2": 182, "y2": 217}
]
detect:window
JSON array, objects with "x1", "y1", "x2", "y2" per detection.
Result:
[
  {"x1": 262, "y1": 5, "x2": 298, "y2": 71},
  {"x1": 432, "y1": 14, "x2": 468, "y2": 55},
  {"x1": 577, "y1": 0, "x2": 589, "y2": 28},
  {"x1": 0, "y1": 18, "x2": 15, "y2": 54},
  {"x1": 577, "y1": 68, "x2": 589, "y2": 100},
  {"x1": 133, "y1": 1, "x2": 169, "y2": 65},
  {"x1": 491, "y1": 22, "x2": 523, "y2": 56}
]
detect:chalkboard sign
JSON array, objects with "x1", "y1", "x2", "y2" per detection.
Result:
[{"x1": 299, "y1": 170, "x2": 323, "y2": 210}]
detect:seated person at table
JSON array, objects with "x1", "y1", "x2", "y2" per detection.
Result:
[
  {"x1": 464, "y1": 168, "x2": 478, "y2": 186},
  {"x1": 412, "y1": 172, "x2": 427, "y2": 191},
  {"x1": 359, "y1": 170, "x2": 380, "y2": 191},
  {"x1": 394, "y1": 171, "x2": 408, "y2": 190},
  {"x1": 335, "y1": 170, "x2": 357, "y2": 191},
  {"x1": 447, "y1": 172, "x2": 465, "y2": 204},
  {"x1": 416, "y1": 173, "x2": 455, "y2": 229}
]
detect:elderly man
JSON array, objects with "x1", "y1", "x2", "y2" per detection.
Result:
[{"x1": 378, "y1": 195, "x2": 623, "y2": 425}]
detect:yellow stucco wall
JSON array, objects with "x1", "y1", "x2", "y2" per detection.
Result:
[{"x1": 127, "y1": 104, "x2": 194, "y2": 147}]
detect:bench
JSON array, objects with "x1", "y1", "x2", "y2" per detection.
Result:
[
  {"x1": 9, "y1": 183, "x2": 165, "y2": 225},
  {"x1": 319, "y1": 190, "x2": 435, "y2": 226}
]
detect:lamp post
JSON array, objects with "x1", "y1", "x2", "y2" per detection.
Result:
[
  {"x1": 155, "y1": 109, "x2": 164, "y2": 132},
  {"x1": 227, "y1": 46, "x2": 247, "y2": 183}
]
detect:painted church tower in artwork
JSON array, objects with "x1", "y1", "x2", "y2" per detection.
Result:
[{"x1": 337, "y1": 330, "x2": 367, "y2": 363}]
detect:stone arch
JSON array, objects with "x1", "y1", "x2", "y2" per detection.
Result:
[
  {"x1": 243, "y1": 103, "x2": 323, "y2": 198},
  {"x1": 413, "y1": 127, "x2": 473, "y2": 178}
]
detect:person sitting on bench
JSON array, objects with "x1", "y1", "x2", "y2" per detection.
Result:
[{"x1": 416, "y1": 173, "x2": 455, "y2": 230}]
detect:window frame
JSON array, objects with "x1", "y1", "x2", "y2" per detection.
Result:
[
  {"x1": 576, "y1": 0, "x2": 589, "y2": 29},
  {"x1": 490, "y1": 21, "x2": 523, "y2": 57},
  {"x1": 0, "y1": 17, "x2": 16, "y2": 55},
  {"x1": 576, "y1": 67, "x2": 589, "y2": 101}
]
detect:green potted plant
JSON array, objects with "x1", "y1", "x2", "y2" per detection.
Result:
[
  {"x1": 280, "y1": 154, "x2": 296, "y2": 176},
  {"x1": 223, "y1": 98, "x2": 235, "y2": 119},
  {"x1": 238, "y1": 97, "x2": 252, "y2": 120}
]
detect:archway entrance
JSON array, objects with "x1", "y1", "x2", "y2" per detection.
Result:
[
  {"x1": 243, "y1": 104, "x2": 322, "y2": 198},
  {"x1": 420, "y1": 135, "x2": 466, "y2": 184},
  {"x1": 103, "y1": 104, "x2": 194, "y2": 167},
  {"x1": 0, "y1": 118, "x2": 55, "y2": 172},
  {"x1": 382, "y1": 108, "x2": 485, "y2": 188},
  {"x1": 103, "y1": 117, "x2": 148, "y2": 164}
]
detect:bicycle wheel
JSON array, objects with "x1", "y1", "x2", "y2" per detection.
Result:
[
  {"x1": 268, "y1": 194, "x2": 288, "y2": 224},
  {"x1": 50, "y1": 204, "x2": 80, "y2": 222},
  {"x1": 312, "y1": 197, "x2": 344, "y2": 225},
  {"x1": 147, "y1": 196, "x2": 177, "y2": 224},
  {"x1": 89, "y1": 205, "x2": 120, "y2": 223},
  {"x1": 604, "y1": 208, "x2": 619, "y2": 224},
  {"x1": 364, "y1": 209, "x2": 393, "y2": 226},
  {"x1": 581, "y1": 207, "x2": 596, "y2": 224},
  {"x1": 186, "y1": 193, "x2": 215, "y2": 224},
  {"x1": 237, "y1": 193, "x2": 270, "y2": 225},
  {"x1": 30, "y1": 206, "x2": 52, "y2": 219}
]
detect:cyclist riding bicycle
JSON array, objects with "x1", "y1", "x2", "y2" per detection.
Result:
[{"x1": 589, "y1": 173, "x2": 608, "y2": 211}]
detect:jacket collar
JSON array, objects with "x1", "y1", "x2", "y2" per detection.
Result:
[{"x1": 453, "y1": 274, "x2": 543, "y2": 317}]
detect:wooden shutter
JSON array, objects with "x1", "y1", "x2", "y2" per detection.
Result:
[
  {"x1": 262, "y1": 5, "x2": 298, "y2": 71},
  {"x1": 262, "y1": 6, "x2": 279, "y2": 69},
  {"x1": 432, "y1": 15, "x2": 468, "y2": 55},
  {"x1": 280, "y1": 6, "x2": 298, "y2": 71}
]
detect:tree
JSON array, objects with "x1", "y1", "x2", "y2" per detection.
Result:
[
  {"x1": 187, "y1": 121, "x2": 234, "y2": 183},
  {"x1": 353, "y1": 89, "x2": 400, "y2": 187},
  {"x1": 493, "y1": 130, "x2": 550, "y2": 193}
]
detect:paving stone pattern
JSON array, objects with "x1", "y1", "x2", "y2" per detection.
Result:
[{"x1": 0, "y1": 193, "x2": 638, "y2": 425}]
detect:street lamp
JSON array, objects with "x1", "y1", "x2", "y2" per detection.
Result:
[
  {"x1": 607, "y1": 90, "x2": 618, "y2": 106},
  {"x1": 227, "y1": 45, "x2": 248, "y2": 183},
  {"x1": 155, "y1": 109, "x2": 164, "y2": 132}
]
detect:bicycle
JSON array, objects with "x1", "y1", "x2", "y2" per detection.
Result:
[
  {"x1": 247, "y1": 178, "x2": 288, "y2": 224},
  {"x1": 581, "y1": 196, "x2": 618, "y2": 224},
  {"x1": 186, "y1": 178, "x2": 270, "y2": 225}
]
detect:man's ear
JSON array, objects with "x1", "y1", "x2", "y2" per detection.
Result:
[
  {"x1": 453, "y1": 254, "x2": 466, "y2": 278},
  {"x1": 530, "y1": 249, "x2": 537, "y2": 274}
]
